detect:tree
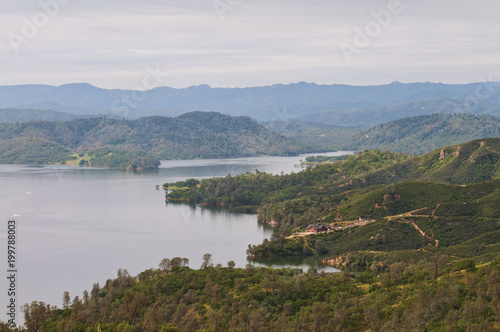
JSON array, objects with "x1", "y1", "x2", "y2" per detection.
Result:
[
  {"x1": 170, "y1": 257, "x2": 183, "y2": 268},
  {"x1": 159, "y1": 324, "x2": 180, "y2": 332},
  {"x1": 312, "y1": 302, "x2": 330, "y2": 332},
  {"x1": 390, "y1": 262, "x2": 406, "y2": 284},
  {"x1": 201, "y1": 253, "x2": 213, "y2": 269},
  {"x1": 227, "y1": 260, "x2": 236, "y2": 269},
  {"x1": 182, "y1": 258, "x2": 190, "y2": 267},
  {"x1": 117, "y1": 268, "x2": 130, "y2": 278},
  {"x1": 159, "y1": 258, "x2": 171, "y2": 271},
  {"x1": 82, "y1": 290, "x2": 89, "y2": 303},
  {"x1": 0, "y1": 321, "x2": 15, "y2": 332},
  {"x1": 72, "y1": 296, "x2": 81, "y2": 307},
  {"x1": 62, "y1": 291, "x2": 70, "y2": 309},
  {"x1": 91, "y1": 283, "x2": 100, "y2": 302},
  {"x1": 22, "y1": 301, "x2": 48, "y2": 332}
]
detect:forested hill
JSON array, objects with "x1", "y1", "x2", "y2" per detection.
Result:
[
  {"x1": 10, "y1": 256, "x2": 500, "y2": 331},
  {"x1": 0, "y1": 108, "x2": 82, "y2": 122},
  {"x1": 338, "y1": 113, "x2": 500, "y2": 154},
  {"x1": 166, "y1": 138, "x2": 500, "y2": 210},
  {"x1": 270, "y1": 113, "x2": 500, "y2": 155},
  {"x1": 0, "y1": 112, "x2": 310, "y2": 168},
  {"x1": 166, "y1": 138, "x2": 500, "y2": 266}
]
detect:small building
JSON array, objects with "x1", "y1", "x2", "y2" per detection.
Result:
[{"x1": 305, "y1": 224, "x2": 331, "y2": 233}]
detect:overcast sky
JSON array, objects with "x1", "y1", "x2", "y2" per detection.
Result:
[{"x1": 0, "y1": 0, "x2": 499, "y2": 89}]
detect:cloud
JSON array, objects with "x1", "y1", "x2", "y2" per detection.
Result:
[{"x1": 0, "y1": 0, "x2": 499, "y2": 88}]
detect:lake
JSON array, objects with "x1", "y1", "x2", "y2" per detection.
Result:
[{"x1": 0, "y1": 152, "x2": 349, "y2": 322}]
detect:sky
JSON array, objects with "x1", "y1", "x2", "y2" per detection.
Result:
[{"x1": 0, "y1": 0, "x2": 499, "y2": 89}]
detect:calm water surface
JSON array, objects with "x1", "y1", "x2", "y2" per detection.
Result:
[{"x1": 0, "y1": 152, "x2": 349, "y2": 320}]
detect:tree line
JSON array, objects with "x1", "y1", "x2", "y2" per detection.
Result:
[{"x1": 2, "y1": 254, "x2": 499, "y2": 331}]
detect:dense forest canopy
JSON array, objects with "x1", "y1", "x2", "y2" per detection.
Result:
[
  {"x1": 0, "y1": 112, "x2": 310, "y2": 169},
  {"x1": 3, "y1": 254, "x2": 499, "y2": 331}
]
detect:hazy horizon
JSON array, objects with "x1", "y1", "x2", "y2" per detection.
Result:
[
  {"x1": 2, "y1": 80, "x2": 500, "y2": 91},
  {"x1": 1, "y1": 0, "x2": 499, "y2": 89}
]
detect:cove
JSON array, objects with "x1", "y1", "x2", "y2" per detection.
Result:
[{"x1": 0, "y1": 152, "x2": 349, "y2": 317}]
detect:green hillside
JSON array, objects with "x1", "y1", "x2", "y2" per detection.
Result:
[
  {"x1": 340, "y1": 113, "x2": 500, "y2": 154},
  {"x1": 7, "y1": 256, "x2": 499, "y2": 331},
  {"x1": 361, "y1": 137, "x2": 500, "y2": 185},
  {"x1": 166, "y1": 138, "x2": 500, "y2": 265},
  {"x1": 265, "y1": 120, "x2": 362, "y2": 151},
  {"x1": 0, "y1": 112, "x2": 310, "y2": 168},
  {"x1": 270, "y1": 113, "x2": 500, "y2": 155},
  {"x1": 0, "y1": 137, "x2": 72, "y2": 165},
  {"x1": 166, "y1": 138, "x2": 500, "y2": 207}
]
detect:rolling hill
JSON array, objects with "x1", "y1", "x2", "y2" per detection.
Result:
[
  {"x1": 340, "y1": 113, "x2": 500, "y2": 155},
  {"x1": 270, "y1": 113, "x2": 500, "y2": 155},
  {"x1": 0, "y1": 112, "x2": 310, "y2": 168},
  {"x1": 166, "y1": 138, "x2": 500, "y2": 264}
]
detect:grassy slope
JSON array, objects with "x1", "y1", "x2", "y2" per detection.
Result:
[{"x1": 167, "y1": 138, "x2": 500, "y2": 263}]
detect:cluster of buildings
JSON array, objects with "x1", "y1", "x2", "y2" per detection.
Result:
[
  {"x1": 306, "y1": 218, "x2": 373, "y2": 233},
  {"x1": 286, "y1": 218, "x2": 375, "y2": 239},
  {"x1": 305, "y1": 224, "x2": 331, "y2": 232}
]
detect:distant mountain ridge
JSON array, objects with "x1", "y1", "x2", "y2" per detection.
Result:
[
  {"x1": 298, "y1": 98, "x2": 500, "y2": 127},
  {"x1": 2, "y1": 81, "x2": 500, "y2": 121}
]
